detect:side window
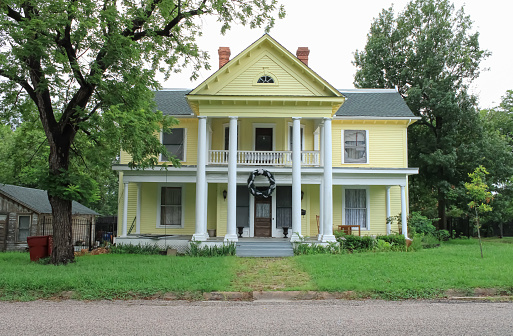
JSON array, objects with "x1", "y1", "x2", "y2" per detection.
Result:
[
  {"x1": 344, "y1": 130, "x2": 367, "y2": 163},
  {"x1": 160, "y1": 187, "x2": 182, "y2": 226},
  {"x1": 162, "y1": 128, "x2": 185, "y2": 161},
  {"x1": 18, "y1": 215, "x2": 30, "y2": 242}
]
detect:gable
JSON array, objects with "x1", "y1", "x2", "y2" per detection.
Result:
[{"x1": 190, "y1": 34, "x2": 342, "y2": 98}]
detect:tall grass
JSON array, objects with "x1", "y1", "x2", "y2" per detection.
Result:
[
  {"x1": 0, "y1": 253, "x2": 236, "y2": 301},
  {"x1": 294, "y1": 239, "x2": 513, "y2": 299}
]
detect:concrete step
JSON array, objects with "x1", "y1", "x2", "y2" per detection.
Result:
[{"x1": 236, "y1": 241, "x2": 294, "y2": 257}]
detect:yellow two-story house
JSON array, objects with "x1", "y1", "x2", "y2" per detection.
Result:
[{"x1": 114, "y1": 35, "x2": 418, "y2": 248}]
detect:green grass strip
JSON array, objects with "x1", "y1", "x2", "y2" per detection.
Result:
[{"x1": 294, "y1": 239, "x2": 513, "y2": 299}]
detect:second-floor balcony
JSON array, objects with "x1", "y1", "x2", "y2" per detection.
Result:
[{"x1": 208, "y1": 150, "x2": 320, "y2": 166}]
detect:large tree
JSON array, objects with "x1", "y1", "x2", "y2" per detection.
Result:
[
  {"x1": 0, "y1": 0, "x2": 285, "y2": 264},
  {"x1": 353, "y1": 0, "x2": 489, "y2": 229}
]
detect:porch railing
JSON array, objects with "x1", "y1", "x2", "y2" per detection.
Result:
[{"x1": 208, "y1": 150, "x2": 320, "y2": 166}]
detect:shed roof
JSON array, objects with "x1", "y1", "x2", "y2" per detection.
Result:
[
  {"x1": 0, "y1": 184, "x2": 99, "y2": 215},
  {"x1": 336, "y1": 89, "x2": 415, "y2": 118}
]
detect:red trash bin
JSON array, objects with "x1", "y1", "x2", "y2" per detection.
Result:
[{"x1": 27, "y1": 236, "x2": 52, "y2": 262}]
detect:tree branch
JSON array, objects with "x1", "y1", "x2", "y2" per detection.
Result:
[
  {"x1": 0, "y1": 68, "x2": 38, "y2": 105},
  {"x1": 5, "y1": 5, "x2": 24, "y2": 22}
]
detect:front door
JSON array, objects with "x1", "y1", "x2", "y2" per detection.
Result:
[
  {"x1": 254, "y1": 196, "x2": 272, "y2": 237},
  {"x1": 0, "y1": 214, "x2": 7, "y2": 252}
]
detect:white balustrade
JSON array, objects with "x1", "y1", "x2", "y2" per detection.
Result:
[{"x1": 208, "y1": 150, "x2": 320, "y2": 166}]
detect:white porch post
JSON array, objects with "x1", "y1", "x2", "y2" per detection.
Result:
[
  {"x1": 385, "y1": 186, "x2": 391, "y2": 235},
  {"x1": 136, "y1": 183, "x2": 141, "y2": 234},
  {"x1": 322, "y1": 117, "x2": 335, "y2": 242},
  {"x1": 225, "y1": 116, "x2": 238, "y2": 242},
  {"x1": 400, "y1": 185, "x2": 408, "y2": 239},
  {"x1": 122, "y1": 182, "x2": 128, "y2": 237},
  {"x1": 193, "y1": 116, "x2": 209, "y2": 241},
  {"x1": 291, "y1": 117, "x2": 302, "y2": 241},
  {"x1": 318, "y1": 181, "x2": 324, "y2": 241}
]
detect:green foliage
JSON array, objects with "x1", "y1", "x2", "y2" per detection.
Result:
[
  {"x1": 186, "y1": 241, "x2": 236, "y2": 257},
  {"x1": 465, "y1": 165, "x2": 493, "y2": 214},
  {"x1": 293, "y1": 241, "x2": 342, "y2": 255},
  {"x1": 353, "y1": 0, "x2": 492, "y2": 230},
  {"x1": 109, "y1": 243, "x2": 164, "y2": 255},
  {"x1": 375, "y1": 233, "x2": 406, "y2": 247},
  {"x1": 408, "y1": 212, "x2": 437, "y2": 235},
  {"x1": 0, "y1": 0, "x2": 285, "y2": 263},
  {"x1": 339, "y1": 235, "x2": 376, "y2": 251}
]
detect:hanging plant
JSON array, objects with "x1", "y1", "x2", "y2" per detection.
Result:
[{"x1": 247, "y1": 169, "x2": 276, "y2": 198}]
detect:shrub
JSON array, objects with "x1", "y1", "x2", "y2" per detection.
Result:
[
  {"x1": 376, "y1": 233, "x2": 406, "y2": 247},
  {"x1": 338, "y1": 235, "x2": 375, "y2": 251},
  {"x1": 409, "y1": 212, "x2": 437, "y2": 236},
  {"x1": 435, "y1": 230, "x2": 450, "y2": 241},
  {"x1": 186, "y1": 241, "x2": 236, "y2": 257},
  {"x1": 293, "y1": 241, "x2": 342, "y2": 255},
  {"x1": 110, "y1": 243, "x2": 164, "y2": 255}
]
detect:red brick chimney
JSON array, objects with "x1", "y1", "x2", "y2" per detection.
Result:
[
  {"x1": 296, "y1": 47, "x2": 310, "y2": 66},
  {"x1": 218, "y1": 47, "x2": 231, "y2": 68}
]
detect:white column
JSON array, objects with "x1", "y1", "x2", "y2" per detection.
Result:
[
  {"x1": 320, "y1": 123, "x2": 324, "y2": 167},
  {"x1": 400, "y1": 185, "x2": 408, "y2": 239},
  {"x1": 193, "y1": 116, "x2": 208, "y2": 241},
  {"x1": 291, "y1": 117, "x2": 302, "y2": 241},
  {"x1": 122, "y1": 182, "x2": 128, "y2": 237},
  {"x1": 317, "y1": 181, "x2": 324, "y2": 241},
  {"x1": 136, "y1": 183, "x2": 141, "y2": 234},
  {"x1": 322, "y1": 118, "x2": 335, "y2": 242},
  {"x1": 225, "y1": 116, "x2": 238, "y2": 242},
  {"x1": 385, "y1": 186, "x2": 391, "y2": 235}
]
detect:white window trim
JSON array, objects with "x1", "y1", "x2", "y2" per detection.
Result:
[
  {"x1": 156, "y1": 184, "x2": 185, "y2": 229},
  {"x1": 342, "y1": 186, "x2": 371, "y2": 231},
  {"x1": 17, "y1": 214, "x2": 31, "y2": 242},
  {"x1": 223, "y1": 122, "x2": 241, "y2": 150},
  {"x1": 253, "y1": 71, "x2": 279, "y2": 86},
  {"x1": 252, "y1": 123, "x2": 276, "y2": 151},
  {"x1": 160, "y1": 128, "x2": 187, "y2": 163},
  {"x1": 342, "y1": 129, "x2": 369, "y2": 164},
  {"x1": 287, "y1": 122, "x2": 305, "y2": 151}
]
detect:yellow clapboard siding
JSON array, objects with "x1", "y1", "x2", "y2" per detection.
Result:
[
  {"x1": 218, "y1": 54, "x2": 317, "y2": 96},
  {"x1": 333, "y1": 121, "x2": 407, "y2": 168}
]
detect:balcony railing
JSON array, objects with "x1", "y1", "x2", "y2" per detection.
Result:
[{"x1": 208, "y1": 150, "x2": 320, "y2": 166}]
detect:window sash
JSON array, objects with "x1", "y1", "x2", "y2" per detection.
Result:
[
  {"x1": 160, "y1": 187, "x2": 182, "y2": 226},
  {"x1": 162, "y1": 128, "x2": 184, "y2": 161},
  {"x1": 18, "y1": 215, "x2": 30, "y2": 242},
  {"x1": 344, "y1": 130, "x2": 367, "y2": 163},
  {"x1": 345, "y1": 189, "x2": 367, "y2": 229}
]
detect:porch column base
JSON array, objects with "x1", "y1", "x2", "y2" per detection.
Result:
[
  {"x1": 322, "y1": 235, "x2": 337, "y2": 243},
  {"x1": 192, "y1": 233, "x2": 209, "y2": 242},
  {"x1": 224, "y1": 234, "x2": 238, "y2": 242},
  {"x1": 321, "y1": 234, "x2": 336, "y2": 243},
  {"x1": 290, "y1": 232, "x2": 302, "y2": 242}
]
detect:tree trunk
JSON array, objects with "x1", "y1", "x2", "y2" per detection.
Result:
[
  {"x1": 475, "y1": 208, "x2": 484, "y2": 259},
  {"x1": 48, "y1": 128, "x2": 76, "y2": 264},
  {"x1": 437, "y1": 190, "x2": 447, "y2": 230}
]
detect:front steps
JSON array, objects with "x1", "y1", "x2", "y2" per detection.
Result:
[{"x1": 236, "y1": 240, "x2": 294, "y2": 257}]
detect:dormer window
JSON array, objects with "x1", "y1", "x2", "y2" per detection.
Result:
[{"x1": 257, "y1": 75, "x2": 274, "y2": 84}]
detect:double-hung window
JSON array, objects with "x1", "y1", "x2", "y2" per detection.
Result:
[
  {"x1": 162, "y1": 128, "x2": 185, "y2": 161},
  {"x1": 160, "y1": 187, "x2": 182, "y2": 227},
  {"x1": 343, "y1": 130, "x2": 367, "y2": 163},
  {"x1": 344, "y1": 189, "x2": 368, "y2": 229},
  {"x1": 18, "y1": 215, "x2": 30, "y2": 242}
]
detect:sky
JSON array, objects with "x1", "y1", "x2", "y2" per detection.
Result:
[{"x1": 160, "y1": 0, "x2": 512, "y2": 109}]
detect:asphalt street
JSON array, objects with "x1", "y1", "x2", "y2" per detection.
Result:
[{"x1": 1, "y1": 299, "x2": 512, "y2": 335}]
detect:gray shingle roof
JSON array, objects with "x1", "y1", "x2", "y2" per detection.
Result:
[
  {"x1": 154, "y1": 89, "x2": 193, "y2": 116},
  {"x1": 0, "y1": 184, "x2": 99, "y2": 215},
  {"x1": 153, "y1": 88, "x2": 415, "y2": 118},
  {"x1": 336, "y1": 89, "x2": 415, "y2": 117}
]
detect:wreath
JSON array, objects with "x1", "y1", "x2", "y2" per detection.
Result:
[{"x1": 247, "y1": 169, "x2": 276, "y2": 198}]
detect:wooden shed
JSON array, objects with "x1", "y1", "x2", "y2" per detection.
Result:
[{"x1": 0, "y1": 184, "x2": 98, "y2": 251}]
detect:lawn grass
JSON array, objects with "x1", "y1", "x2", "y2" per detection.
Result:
[
  {"x1": 230, "y1": 258, "x2": 313, "y2": 291},
  {"x1": 294, "y1": 238, "x2": 513, "y2": 299},
  {"x1": 0, "y1": 253, "x2": 237, "y2": 300},
  {"x1": 2, "y1": 239, "x2": 513, "y2": 301}
]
